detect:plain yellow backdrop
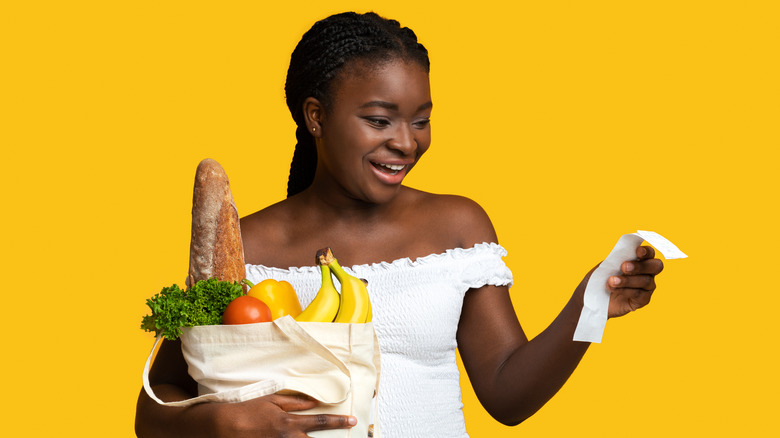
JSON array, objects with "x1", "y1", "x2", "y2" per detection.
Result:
[{"x1": 2, "y1": 1, "x2": 777, "y2": 436}]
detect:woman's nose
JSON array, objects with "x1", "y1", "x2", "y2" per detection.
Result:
[{"x1": 387, "y1": 123, "x2": 417, "y2": 155}]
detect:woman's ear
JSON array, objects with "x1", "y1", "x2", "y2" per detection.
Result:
[{"x1": 303, "y1": 97, "x2": 324, "y2": 138}]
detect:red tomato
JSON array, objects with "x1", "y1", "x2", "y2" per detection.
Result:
[{"x1": 222, "y1": 295, "x2": 272, "y2": 324}]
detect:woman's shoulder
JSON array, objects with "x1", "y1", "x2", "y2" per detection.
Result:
[
  {"x1": 402, "y1": 188, "x2": 499, "y2": 249},
  {"x1": 240, "y1": 198, "x2": 290, "y2": 234},
  {"x1": 407, "y1": 189, "x2": 489, "y2": 218},
  {"x1": 239, "y1": 198, "x2": 302, "y2": 265}
]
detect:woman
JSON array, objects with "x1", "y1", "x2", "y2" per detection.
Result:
[{"x1": 136, "y1": 12, "x2": 663, "y2": 437}]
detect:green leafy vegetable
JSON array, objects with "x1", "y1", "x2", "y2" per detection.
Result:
[{"x1": 140, "y1": 278, "x2": 244, "y2": 340}]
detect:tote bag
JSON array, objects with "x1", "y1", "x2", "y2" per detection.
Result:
[{"x1": 142, "y1": 315, "x2": 382, "y2": 438}]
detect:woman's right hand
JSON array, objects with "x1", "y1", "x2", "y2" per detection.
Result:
[{"x1": 209, "y1": 393, "x2": 357, "y2": 437}]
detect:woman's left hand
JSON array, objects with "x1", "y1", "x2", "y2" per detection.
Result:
[{"x1": 607, "y1": 245, "x2": 664, "y2": 318}]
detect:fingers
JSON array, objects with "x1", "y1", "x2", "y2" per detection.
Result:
[
  {"x1": 608, "y1": 274, "x2": 656, "y2": 291},
  {"x1": 636, "y1": 245, "x2": 655, "y2": 260},
  {"x1": 621, "y1": 253, "x2": 664, "y2": 276},
  {"x1": 269, "y1": 393, "x2": 357, "y2": 433},
  {"x1": 609, "y1": 246, "x2": 664, "y2": 289},
  {"x1": 295, "y1": 413, "x2": 357, "y2": 432},
  {"x1": 605, "y1": 246, "x2": 664, "y2": 317},
  {"x1": 270, "y1": 393, "x2": 320, "y2": 412}
]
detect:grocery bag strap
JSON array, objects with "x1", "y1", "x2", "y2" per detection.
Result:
[
  {"x1": 141, "y1": 336, "x2": 284, "y2": 407},
  {"x1": 141, "y1": 336, "x2": 164, "y2": 403},
  {"x1": 141, "y1": 318, "x2": 357, "y2": 407},
  {"x1": 273, "y1": 316, "x2": 351, "y2": 378}
]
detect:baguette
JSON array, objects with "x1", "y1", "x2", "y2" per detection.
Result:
[{"x1": 187, "y1": 158, "x2": 246, "y2": 287}]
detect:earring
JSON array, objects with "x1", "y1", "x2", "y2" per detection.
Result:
[{"x1": 312, "y1": 127, "x2": 317, "y2": 132}]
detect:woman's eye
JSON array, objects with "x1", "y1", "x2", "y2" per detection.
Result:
[
  {"x1": 365, "y1": 117, "x2": 390, "y2": 128},
  {"x1": 413, "y1": 118, "x2": 431, "y2": 129}
]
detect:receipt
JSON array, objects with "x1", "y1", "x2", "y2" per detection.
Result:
[{"x1": 572, "y1": 230, "x2": 687, "y2": 343}]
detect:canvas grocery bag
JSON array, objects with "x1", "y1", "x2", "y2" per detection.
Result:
[{"x1": 142, "y1": 315, "x2": 381, "y2": 438}]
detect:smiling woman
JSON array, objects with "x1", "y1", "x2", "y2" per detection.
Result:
[
  {"x1": 305, "y1": 59, "x2": 432, "y2": 204},
  {"x1": 135, "y1": 11, "x2": 665, "y2": 438}
]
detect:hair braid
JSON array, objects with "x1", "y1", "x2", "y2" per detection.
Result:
[
  {"x1": 284, "y1": 11, "x2": 430, "y2": 197},
  {"x1": 286, "y1": 124, "x2": 317, "y2": 198}
]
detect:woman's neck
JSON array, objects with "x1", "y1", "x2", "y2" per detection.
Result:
[{"x1": 298, "y1": 183, "x2": 406, "y2": 223}]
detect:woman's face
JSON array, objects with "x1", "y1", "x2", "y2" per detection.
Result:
[{"x1": 312, "y1": 59, "x2": 432, "y2": 206}]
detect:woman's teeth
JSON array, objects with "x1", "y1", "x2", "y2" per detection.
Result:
[{"x1": 375, "y1": 163, "x2": 404, "y2": 174}]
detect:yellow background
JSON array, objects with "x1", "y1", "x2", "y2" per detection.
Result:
[{"x1": 2, "y1": 1, "x2": 777, "y2": 436}]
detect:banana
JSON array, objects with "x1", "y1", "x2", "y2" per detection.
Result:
[
  {"x1": 318, "y1": 248, "x2": 371, "y2": 324},
  {"x1": 295, "y1": 263, "x2": 340, "y2": 322}
]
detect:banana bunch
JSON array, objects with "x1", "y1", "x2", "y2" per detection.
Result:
[{"x1": 295, "y1": 247, "x2": 373, "y2": 324}]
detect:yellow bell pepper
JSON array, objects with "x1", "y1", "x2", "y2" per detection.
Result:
[{"x1": 244, "y1": 279, "x2": 302, "y2": 319}]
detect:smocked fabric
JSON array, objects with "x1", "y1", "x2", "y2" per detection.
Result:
[{"x1": 245, "y1": 242, "x2": 513, "y2": 438}]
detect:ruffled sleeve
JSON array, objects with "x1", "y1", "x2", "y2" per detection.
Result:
[{"x1": 451, "y1": 242, "x2": 513, "y2": 291}]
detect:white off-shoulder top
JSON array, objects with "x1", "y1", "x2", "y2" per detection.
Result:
[{"x1": 245, "y1": 242, "x2": 513, "y2": 438}]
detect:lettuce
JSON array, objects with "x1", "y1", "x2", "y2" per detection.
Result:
[{"x1": 140, "y1": 278, "x2": 244, "y2": 340}]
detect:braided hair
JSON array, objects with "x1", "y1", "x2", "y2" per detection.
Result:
[{"x1": 284, "y1": 12, "x2": 430, "y2": 197}]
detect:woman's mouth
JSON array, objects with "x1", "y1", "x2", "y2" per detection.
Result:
[
  {"x1": 369, "y1": 161, "x2": 409, "y2": 185},
  {"x1": 372, "y1": 162, "x2": 405, "y2": 175}
]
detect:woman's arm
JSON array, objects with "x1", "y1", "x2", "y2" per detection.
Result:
[
  {"x1": 458, "y1": 247, "x2": 663, "y2": 425},
  {"x1": 457, "y1": 248, "x2": 661, "y2": 425},
  {"x1": 452, "y1": 197, "x2": 663, "y2": 425},
  {"x1": 456, "y1": 277, "x2": 590, "y2": 425},
  {"x1": 135, "y1": 339, "x2": 357, "y2": 437}
]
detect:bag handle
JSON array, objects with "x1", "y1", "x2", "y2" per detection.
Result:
[
  {"x1": 142, "y1": 336, "x2": 286, "y2": 407},
  {"x1": 142, "y1": 317, "x2": 354, "y2": 407},
  {"x1": 272, "y1": 316, "x2": 351, "y2": 378}
]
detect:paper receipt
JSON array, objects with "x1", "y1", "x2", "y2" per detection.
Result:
[{"x1": 572, "y1": 230, "x2": 687, "y2": 343}]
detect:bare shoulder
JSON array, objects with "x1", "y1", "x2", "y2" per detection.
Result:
[
  {"x1": 240, "y1": 199, "x2": 287, "y2": 236},
  {"x1": 405, "y1": 189, "x2": 499, "y2": 250},
  {"x1": 239, "y1": 199, "x2": 299, "y2": 265}
]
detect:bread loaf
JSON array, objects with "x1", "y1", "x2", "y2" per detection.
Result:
[{"x1": 187, "y1": 158, "x2": 246, "y2": 287}]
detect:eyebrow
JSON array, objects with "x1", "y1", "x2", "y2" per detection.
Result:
[{"x1": 359, "y1": 100, "x2": 433, "y2": 112}]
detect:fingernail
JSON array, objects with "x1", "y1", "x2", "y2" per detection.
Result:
[
  {"x1": 610, "y1": 277, "x2": 622, "y2": 286},
  {"x1": 624, "y1": 262, "x2": 634, "y2": 272},
  {"x1": 348, "y1": 416, "x2": 357, "y2": 426}
]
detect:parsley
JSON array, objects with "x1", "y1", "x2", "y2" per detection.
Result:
[{"x1": 140, "y1": 278, "x2": 244, "y2": 340}]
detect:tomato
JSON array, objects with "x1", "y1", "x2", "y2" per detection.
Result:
[
  {"x1": 222, "y1": 295, "x2": 272, "y2": 325},
  {"x1": 246, "y1": 279, "x2": 302, "y2": 320}
]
